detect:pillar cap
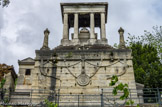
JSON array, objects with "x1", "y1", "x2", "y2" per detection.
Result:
[
  {"x1": 118, "y1": 27, "x2": 124, "y2": 33},
  {"x1": 44, "y1": 28, "x2": 50, "y2": 34}
]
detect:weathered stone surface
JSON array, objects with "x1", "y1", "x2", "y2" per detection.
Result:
[
  {"x1": 61, "y1": 2, "x2": 109, "y2": 46},
  {"x1": 7, "y1": 2, "x2": 141, "y2": 106},
  {"x1": 41, "y1": 28, "x2": 50, "y2": 50},
  {"x1": 118, "y1": 27, "x2": 126, "y2": 49}
]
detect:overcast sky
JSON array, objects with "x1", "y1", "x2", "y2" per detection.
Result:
[{"x1": 0, "y1": 0, "x2": 162, "y2": 73}]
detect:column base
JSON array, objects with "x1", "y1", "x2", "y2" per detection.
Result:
[
  {"x1": 61, "y1": 39, "x2": 70, "y2": 46},
  {"x1": 72, "y1": 39, "x2": 80, "y2": 45},
  {"x1": 88, "y1": 39, "x2": 97, "y2": 45},
  {"x1": 40, "y1": 46, "x2": 50, "y2": 50},
  {"x1": 101, "y1": 38, "x2": 108, "y2": 44},
  {"x1": 119, "y1": 43, "x2": 126, "y2": 49},
  {"x1": 96, "y1": 39, "x2": 108, "y2": 45}
]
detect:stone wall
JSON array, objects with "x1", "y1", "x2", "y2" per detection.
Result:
[
  {"x1": 54, "y1": 50, "x2": 136, "y2": 94},
  {"x1": 29, "y1": 49, "x2": 138, "y2": 105}
]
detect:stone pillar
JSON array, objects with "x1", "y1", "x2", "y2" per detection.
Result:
[
  {"x1": 90, "y1": 13, "x2": 95, "y2": 39},
  {"x1": 100, "y1": 13, "x2": 107, "y2": 41},
  {"x1": 118, "y1": 27, "x2": 126, "y2": 49},
  {"x1": 61, "y1": 13, "x2": 70, "y2": 46},
  {"x1": 41, "y1": 28, "x2": 50, "y2": 50},
  {"x1": 89, "y1": 13, "x2": 96, "y2": 44},
  {"x1": 72, "y1": 13, "x2": 80, "y2": 45},
  {"x1": 63, "y1": 13, "x2": 69, "y2": 39},
  {"x1": 74, "y1": 13, "x2": 79, "y2": 39}
]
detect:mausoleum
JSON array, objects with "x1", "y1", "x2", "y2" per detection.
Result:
[{"x1": 1, "y1": 2, "x2": 141, "y2": 107}]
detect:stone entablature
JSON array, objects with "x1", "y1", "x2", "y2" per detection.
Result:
[
  {"x1": 61, "y1": 2, "x2": 108, "y2": 46},
  {"x1": 60, "y1": 2, "x2": 108, "y2": 23}
]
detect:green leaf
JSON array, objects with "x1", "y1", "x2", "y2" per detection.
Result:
[
  {"x1": 126, "y1": 101, "x2": 130, "y2": 105},
  {"x1": 137, "y1": 104, "x2": 140, "y2": 107},
  {"x1": 0, "y1": 78, "x2": 6, "y2": 88}
]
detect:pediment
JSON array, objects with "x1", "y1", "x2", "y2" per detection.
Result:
[{"x1": 19, "y1": 57, "x2": 34, "y2": 62}]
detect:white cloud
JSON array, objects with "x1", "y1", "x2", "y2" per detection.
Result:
[{"x1": 0, "y1": 0, "x2": 162, "y2": 72}]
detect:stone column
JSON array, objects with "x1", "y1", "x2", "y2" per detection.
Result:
[
  {"x1": 63, "y1": 13, "x2": 69, "y2": 39},
  {"x1": 73, "y1": 13, "x2": 79, "y2": 39},
  {"x1": 90, "y1": 13, "x2": 95, "y2": 39},
  {"x1": 118, "y1": 27, "x2": 126, "y2": 49},
  {"x1": 41, "y1": 28, "x2": 50, "y2": 50},
  {"x1": 100, "y1": 13, "x2": 106, "y2": 40}
]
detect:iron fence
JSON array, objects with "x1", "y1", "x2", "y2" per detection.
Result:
[{"x1": 0, "y1": 88, "x2": 162, "y2": 107}]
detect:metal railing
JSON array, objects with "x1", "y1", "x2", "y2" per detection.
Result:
[{"x1": 0, "y1": 88, "x2": 162, "y2": 107}]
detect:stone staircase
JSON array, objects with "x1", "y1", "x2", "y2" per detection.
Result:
[{"x1": 9, "y1": 91, "x2": 31, "y2": 105}]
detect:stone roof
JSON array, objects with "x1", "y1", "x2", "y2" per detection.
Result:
[
  {"x1": 60, "y1": 2, "x2": 108, "y2": 26},
  {"x1": 18, "y1": 57, "x2": 35, "y2": 65}
]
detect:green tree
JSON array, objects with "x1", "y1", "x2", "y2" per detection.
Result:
[
  {"x1": 127, "y1": 26, "x2": 162, "y2": 61},
  {"x1": 126, "y1": 26, "x2": 162, "y2": 88},
  {"x1": 142, "y1": 26, "x2": 162, "y2": 59},
  {"x1": 131, "y1": 42, "x2": 162, "y2": 88}
]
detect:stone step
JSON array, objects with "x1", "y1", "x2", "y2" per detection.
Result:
[
  {"x1": 9, "y1": 95, "x2": 31, "y2": 105},
  {"x1": 10, "y1": 95, "x2": 30, "y2": 99},
  {"x1": 11, "y1": 92, "x2": 30, "y2": 96}
]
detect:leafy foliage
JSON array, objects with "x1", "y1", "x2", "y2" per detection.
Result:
[
  {"x1": 0, "y1": 78, "x2": 6, "y2": 88},
  {"x1": 109, "y1": 75, "x2": 118, "y2": 86},
  {"x1": 109, "y1": 75, "x2": 134, "y2": 105},
  {"x1": 126, "y1": 26, "x2": 162, "y2": 88},
  {"x1": 0, "y1": 0, "x2": 10, "y2": 7},
  {"x1": 66, "y1": 52, "x2": 73, "y2": 58},
  {"x1": 109, "y1": 75, "x2": 130, "y2": 100},
  {"x1": 126, "y1": 99, "x2": 134, "y2": 105},
  {"x1": 127, "y1": 26, "x2": 162, "y2": 61},
  {"x1": 113, "y1": 43, "x2": 119, "y2": 49},
  {"x1": 0, "y1": 64, "x2": 13, "y2": 81},
  {"x1": 44, "y1": 99, "x2": 57, "y2": 107},
  {"x1": 143, "y1": 26, "x2": 162, "y2": 59}
]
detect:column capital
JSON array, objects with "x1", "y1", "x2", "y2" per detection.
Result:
[
  {"x1": 74, "y1": 12, "x2": 79, "y2": 14},
  {"x1": 100, "y1": 12, "x2": 106, "y2": 14},
  {"x1": 90, "y1": 12, "x2": 95, "y2": 14}
]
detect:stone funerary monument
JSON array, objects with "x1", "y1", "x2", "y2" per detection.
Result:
[{"x1": 15, "y1": 2, "x2": 138, "y2": 106}]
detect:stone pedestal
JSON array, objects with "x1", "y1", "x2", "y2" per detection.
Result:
[
  {"x1": 61, "y1": 39, "x2": 70, "y2": 46},
  {"x1": 101, "y1": 38, "x2": 108, "y2": 44},
  {"x1": 72, "y1": 38, "x2": 80, "y2": 45},
  {"x1": 89, "y1": 39, "x2": 96, "y2": 44}
]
